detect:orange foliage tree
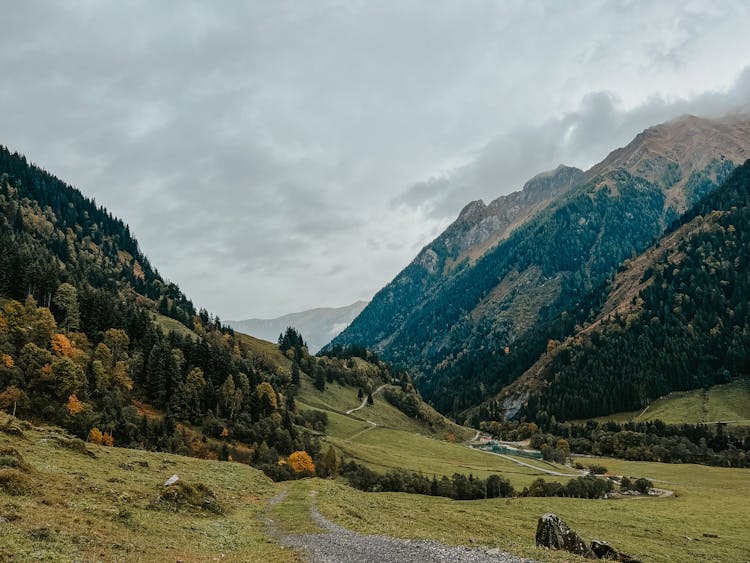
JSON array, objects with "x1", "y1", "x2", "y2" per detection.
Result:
[
  {"x1": 51, "y1": 333, "x2": 74, "y2": 357},
  {"x1": 287, "y1": 450, "x2": 315, "y2": 476},
  {"x1": 66, "y1": 394, "x2": 85, "y2": 415},
  {"x1": 88, "y1": 427, "x2": 103, "y2": 444}
]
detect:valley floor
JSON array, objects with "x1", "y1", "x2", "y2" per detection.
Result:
[{"x1": 2, "y1": 398, "x2": 749, "y2": 562}]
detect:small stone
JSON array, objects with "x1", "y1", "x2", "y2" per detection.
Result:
[{"x1": 163, "y1": 474, "x2": 179, "y2": 486}]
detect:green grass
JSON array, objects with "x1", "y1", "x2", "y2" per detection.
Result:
[
  {"x1": 0, "y1": 413, "x2": 292, "y2": 562},
  {"x1": 582, "y1": 380, "x2": 750, "y2": 426},
  {"x1": 329, "y1": 426, "x2": 566, "y2": 488},
  {"x1": 297, "y1": 376, "x2": 473, "y2": 440},
  {"x1": 296, "y1": 373, "x2": 577, "y2": 488},
  {"x1": 234, "y1": 331, "x2": 296, "y2": 380},
  {"x1": 270, "y1": 459, "x2": 750, "y2": 563},
  {"x1": 151, "y1": 312, "x2": 200, "y2": 341}
]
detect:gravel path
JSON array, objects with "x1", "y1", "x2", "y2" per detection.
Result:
[
  {"x1": 345, "y1": 384, "x2": 386, "y2": 414},
  {"x1": 272, "y1": 491, "x2": 533, "y2": 563}
]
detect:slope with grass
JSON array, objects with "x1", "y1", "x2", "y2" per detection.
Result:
[
  {"x1": 269, "y1": 454, "x2": 750, "y2": 563},
  {"x1": 584, "y1": 379, "x2": 750, "y2": 426},
  {"x1": 0, "y1": 413, "x2": 291, "y2": 562},
  {"x1": 294, "y1": 374, "x2": 580, "y2": 489}
]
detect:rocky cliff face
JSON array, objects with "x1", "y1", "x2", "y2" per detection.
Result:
[{"x1": 441, "y1": 165, "x2": 585, "y2": 267}]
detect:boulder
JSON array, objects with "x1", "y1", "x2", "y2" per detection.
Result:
[
  {"x1": 590, "y1": 540, "x2": 641, "y2": 562},
  {"x1": 535, "y1": 513, "x2": 594, "y2": 558}
]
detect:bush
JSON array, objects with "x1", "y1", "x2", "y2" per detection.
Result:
[
  {"x1": 0, "y1": 469, "x2": 34, "y2": 496},
  {"x1": 588, "y1": 464, "x2": 608, "y2": 475},
  {"x1": 620, "y1": 476, "x2": 653, "y2": 494},
  {"x1": 150, "y1": 481, "x2": 224, "y2": 514},
  {"x1": 342, "y1": 461, "x2": 515, "y2": 500}
]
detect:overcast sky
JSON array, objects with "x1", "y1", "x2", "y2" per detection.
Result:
[{"x1": 2, "y1": 1, "x2": 750, "y2": 319}]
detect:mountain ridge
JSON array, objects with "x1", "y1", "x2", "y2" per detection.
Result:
[{"x1": 330, "y1": 112, "x2": 750, "y2": 417}]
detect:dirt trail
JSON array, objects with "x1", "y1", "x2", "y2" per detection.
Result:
[
  {"x1": 268, "y1": 491, "x2": 533, "y2": 563},
  {"x1": 345, "y1": 384, "x2": 386, "y2": 415}
]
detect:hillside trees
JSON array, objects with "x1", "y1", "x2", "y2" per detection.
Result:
[
  {"x1": 520, "y1": 160, "x2": 750, "y2": 421},
  {"x1": 0, "y1": 146, "x2": 327, "y2": 479}
]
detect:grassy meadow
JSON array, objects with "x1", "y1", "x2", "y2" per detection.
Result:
[
  {"x1": 582, "y1": 379, "x2": 750, "y2": 426},
  {"x1": 0, "y1": 413, "x2": 292, "y2": 562},
  {"x1": 269, "y1": 460, "x2": 750, "y2": 563}
]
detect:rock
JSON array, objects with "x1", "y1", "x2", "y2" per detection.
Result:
[
  {"x1": 535, "y1": 513, "x2": 594, "y2": 558},
  {"x1": 163, "y1": 474, "x2": 179, "y2": 486},
  {"x1": 591, "y1": 539, "x2": 641, "y2": 562},
  {"x1": 703, "y1": 533, "x2": 719, "y2": 538}
]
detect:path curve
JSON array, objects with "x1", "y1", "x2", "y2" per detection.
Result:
[
  {"x1": 473, "y1": 442, "x2": 674, "y2": 497},
  {"x1": 493, "y1": 453, "x2": 581, "y2": 477},
  {"x1": 345, "y1": 419, "x2": 378, "y2": 443},
  {"x1": 345, "y1": 384, "x2": 386, "y2": 415}
]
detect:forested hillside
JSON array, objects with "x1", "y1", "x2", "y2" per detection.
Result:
[
  {"x1": 498, "y1": 159, "x2": 750, "y2": 422},
  {"x1": 0, "y1": 147, "x2": 401, "y2": 480}
]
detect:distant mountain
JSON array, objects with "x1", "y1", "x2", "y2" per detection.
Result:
[
  {"x1": 328, "y1": 113, "x2": 750, "y2": 417},
  {"x1": 228, "y1": 301, "x2": 368, "y2": 353}
]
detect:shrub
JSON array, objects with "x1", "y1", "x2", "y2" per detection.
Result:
[
  {"x1": 0, "y1": 469, "x2": 34, "y2": 495},
  {"x1": 287, "y1": 451, "x2": 315, "y2": 476},
  {"x1": 150, "y1": 481, "x2": 224, "y2": 515}
]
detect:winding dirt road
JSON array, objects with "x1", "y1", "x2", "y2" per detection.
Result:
[{"x1": 345, "y1": 384, "x2": 386, "y2": 415}]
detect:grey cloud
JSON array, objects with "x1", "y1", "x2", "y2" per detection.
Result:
[
  {"x1": 2, "y1": 1, "x2": 750, "y2": 318},
  {"x1": 394, "y1": 66, "x2": 750, "y2": 220}
]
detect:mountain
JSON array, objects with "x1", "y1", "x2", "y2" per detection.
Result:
[
  {"x1": 485, "y1": 159, "x2": 750, "y2": 423},
  {"x1": 228, "y1": 301, "x2": 368, "y2": 354},
  {"x1": 328, "y1": 113, "x2": 750, "y2": 416}
]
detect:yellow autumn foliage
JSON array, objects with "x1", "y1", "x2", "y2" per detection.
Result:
[{"x1": 287, "y1": 450, "x2": 315, "y2": 475}]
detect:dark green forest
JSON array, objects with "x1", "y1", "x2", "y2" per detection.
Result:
[{"x1": 518, "y1": 160, "x2": 750, "y2": 422}]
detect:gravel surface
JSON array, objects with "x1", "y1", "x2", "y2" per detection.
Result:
[{"x1": 270, "y1": 491, "x2": 534, "y2": 563}]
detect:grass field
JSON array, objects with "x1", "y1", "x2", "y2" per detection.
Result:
[
  {"x1": 296, "y1": 377, "x2": 580, "y2": 488},
  {"x1": 0, "y1": 413, "x2": 291, "y2": 562},
  {"x1": 270, "y1": 458, "x2": 750, "y2": 563},
  {"x1": 582, "y1": 379, "x2": 750, "y2": 426},
  {"x1": 3, "y1": 402, "x2": 749, "y2": 562}
]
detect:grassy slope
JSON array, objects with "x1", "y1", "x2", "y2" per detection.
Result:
[
  {"x1": 0, "y1": 414, "x2": 291, "y2": 562},
  {"x1": 296, "y1": 376, "x2": 576, "y2": 488},
  {"x1": 151, "y1": 312, "x2": 200, "y2": 341},
  {"x1": 582, "y1": 379, "x2": 750, "y2": 426}
]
